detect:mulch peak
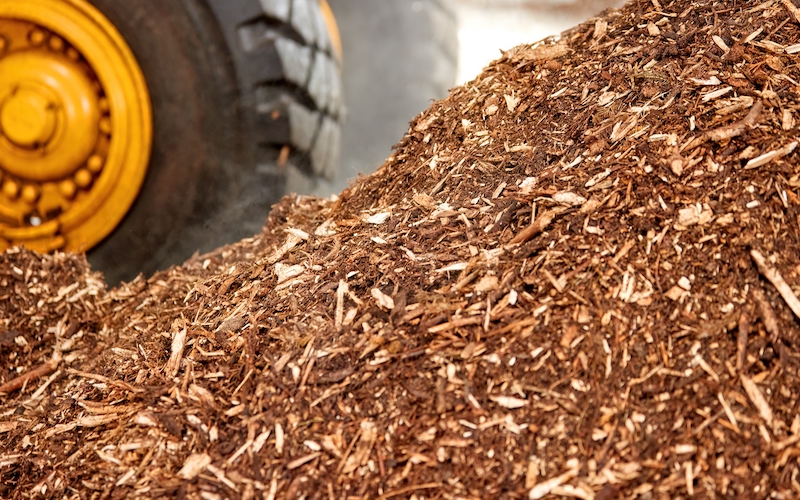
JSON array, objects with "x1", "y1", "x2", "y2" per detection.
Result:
[{"x1": 4, "y1": 0, "x2": 800, "y2": 498}]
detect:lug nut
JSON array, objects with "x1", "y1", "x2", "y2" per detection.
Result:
[
  {"x1": 74, "y1": 169, "x2": 93, "y2": 188},
  {"x1": 59, "y1": 179, "x2": 77, "y2": 199},
  {"x1": 87, "y1": 155, "x2": 104, "y2": 173},
  {"x1": 2, "y1": 179, "x2": 19, "y2": 199},
  {"x1": 66, "y1": 47, "x2": 80, "y2": 60},
  {"x1": 21, "y1": 185, "x2": 39, "y2": 204},
  {"x1": 98, "y1": 98, "x2": 109, "y2": 113},
  {"x1": 29, "y1": 29, "x2": 46, "y2": 46},
  {"x1": 48, "y1": 35, "x2": 64, "y2": 51},
  {"x1": 99, "y1": 117, "x2": 111, "y2": 135}
]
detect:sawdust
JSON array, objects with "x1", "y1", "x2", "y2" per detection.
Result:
[{"x1": 3, "y1": 0, "x2": 800, "y2": 498}]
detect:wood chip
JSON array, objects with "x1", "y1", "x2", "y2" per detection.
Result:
[
  {"x1": 177, "y1": 453, "x2": 211, "y2": 480},
  {"x1": 782, "y1": 0, "x2": 800, "y2": 24},
  {"x1": 509, "y1": 208, "x2": 565, "y2": 245},
  {"x1": 371, "y1": 288, "x2": 395, "y2": 310},
  {"x1": 745, "y1": 141, "x2": 798, "y2": 169},
  {"x1": 286, "y1": 452, "x2": 322, "y2": 470},
  {"x1": 504, "y1": 94, "x2": 521, "y2": 112},
  {"x1": 165, "y1": 328, "x2": 187, "y2": 377},
  {"x1": 489, "y1": 395, "x2": 528, "y2": 409},
  {"x1": 740, "y1": 374, "x2": 774, "y2": 428},
  {"x1": 751, "y1": 249, "x2": 800, "y2": 320},
  {"x1": 0, "y1": 358, "x2": 60, "y2": 395},
  {"x1": 737, "y1": 311, "x2": 750, "y2": 371},
  {"x1": 529, "y1": 468, "x2": 579, "y2": 499},
  {"x1": 752, "y1": 287, "x2": 780, "y2": 344}
]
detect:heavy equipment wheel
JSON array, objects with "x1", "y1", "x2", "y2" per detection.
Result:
[{"x1": 0, "y1": 0, "x2": 343, "y2": 283}]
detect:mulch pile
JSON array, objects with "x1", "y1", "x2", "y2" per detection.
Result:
[{"x1": 4, "y1": 0, "x2": 800, "y2": 498}]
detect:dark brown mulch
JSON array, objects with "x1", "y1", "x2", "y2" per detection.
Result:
[{"x1": 3, "y1": 0, "x2": 800, "y2": 498}]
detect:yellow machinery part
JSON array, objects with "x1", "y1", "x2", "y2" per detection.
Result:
[
  {"x1": 319, "y1": 0, "x2": 343, "y2": 64},
  {"x1": 0, "y1": 0, "x2": 152, "y2": 253}
]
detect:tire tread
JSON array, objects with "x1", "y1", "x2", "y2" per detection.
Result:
[{"x1": 209, "y1": 0, "x2": 342, "y2": 182}]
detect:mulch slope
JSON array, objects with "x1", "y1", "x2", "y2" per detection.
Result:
[{"x1": 3, "y1": 0, "x2": 800, "y2": 498}]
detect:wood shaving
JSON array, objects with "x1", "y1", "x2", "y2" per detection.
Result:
[{"x1": 3, "y1": 1, "x2": 800, "y2": 498}]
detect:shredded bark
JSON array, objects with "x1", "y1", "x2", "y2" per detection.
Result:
[{"x1": 3, "y1": 0, "x2": 800, "y2": 498}]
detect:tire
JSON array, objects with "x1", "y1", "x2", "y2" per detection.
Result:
[
  {"x1": 87, "y1": 0, "x2": 342, "y2": 284},
  {"x1": 322, "y1": 0, "x2": 457, "y2": 195}
]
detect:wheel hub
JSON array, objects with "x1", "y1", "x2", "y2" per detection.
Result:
[
  {"x1": 0, "y1": 1, "x2": 152, "y2": 254},
  {"x1": 0, "y1": 50, "x2": 100, "y2": 181},
  {"x1": 1, "y1": 86, "x2": 57, "y2": 148}
]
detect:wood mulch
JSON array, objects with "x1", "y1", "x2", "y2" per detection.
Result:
[{"x1": 3, "y1": 0, "x2": 800, "y2": 498}]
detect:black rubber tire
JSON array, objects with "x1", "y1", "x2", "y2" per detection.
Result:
[
  {"x1": 322, "y1": 0, "x2": 457, "y2": 194},
  {"x1": 87, "y1": 0, "x2": 342, "y2": 284}
]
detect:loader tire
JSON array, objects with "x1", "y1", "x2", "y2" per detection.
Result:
[{"x1": 87, "y1": 0, "x2": 342, "y2": 284}]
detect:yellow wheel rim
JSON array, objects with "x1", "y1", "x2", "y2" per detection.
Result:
[
  {"x1": 0, "y1": 0, "x2": 152, "y2": 253},
  {"x1": 319, "y1": 0, "x2": 343, "y2": 64}
]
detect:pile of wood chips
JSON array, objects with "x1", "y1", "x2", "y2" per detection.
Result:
[{"x1": 4, "y1": 0, "x2": 800, "y2": 498}]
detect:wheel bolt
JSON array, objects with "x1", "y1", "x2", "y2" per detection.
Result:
[
  {"x1": 21, "y1": 185, "x2": 39, "y2": 204},
  {"x1": 2, "y1": 179, "x2": 19, "y2": 199},
  {"x1": 48, "y1": 35, "x2": 64, "y2": 51},
  {"x1": 59, "y1": 179, "x2": 77, "y2": 199},
  {"x1": 99, "y1": 98, "x2": 109, "y2": 112},
  {"x1": 29, "y1": 29, "x2": 45, "y2": 46},
  {"x1": 99, "y1": 117, "x2": 111, "y2": 134},
  {"x1": 66, "y1": 47, "x2": 80, "y2": 60},
  {"x1": 87, "y1": 155, "x2": 104, "y2": 173},
  {"x1": 74, "y1": 169, "x2": 93, "y2": 188}
]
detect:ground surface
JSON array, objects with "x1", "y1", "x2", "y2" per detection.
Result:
[{"x1": 3, "y1": 0, "x2": 800, "y2": 498}]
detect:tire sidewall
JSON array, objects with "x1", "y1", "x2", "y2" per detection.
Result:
[{"x1": 87, "y1": 0, "x2": 241, "y2": 283}]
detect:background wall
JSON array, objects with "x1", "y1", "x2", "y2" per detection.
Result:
[
  {"x1": 456, "y1": 0, "x2": 625, "y2": 84},
  {"x1": 318, "y1": 0, "x2": 626, "y2": 198}
]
